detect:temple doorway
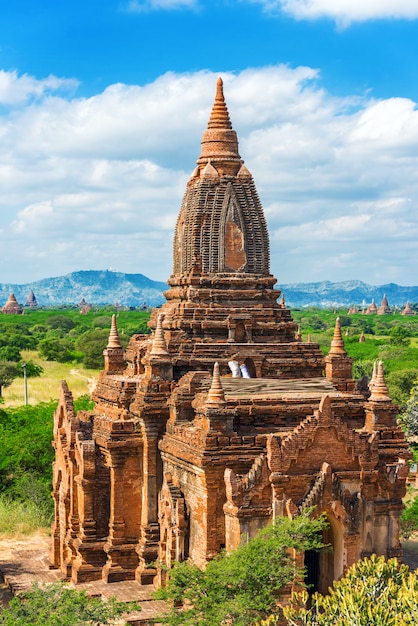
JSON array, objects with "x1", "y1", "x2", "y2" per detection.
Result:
[
  {"x1": 304, "y1": 549, "x2": 320, "y2": 594},
  {"x1": 305, "y1": 513, "x2": 344, "y2": 595}
]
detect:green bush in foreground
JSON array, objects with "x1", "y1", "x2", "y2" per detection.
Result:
[
  {"x1": 0, "y1": 581, "x2": 140, "y2": 625},
  {"x1": 156, "y1": 510, "x2": 328, "y2": 626},
  {"x1": 282, "y1": 554, "x2": 418, "y2": 626},
  {"x1": 401, "y1": 495, "x2": 418, "y2": 540}
]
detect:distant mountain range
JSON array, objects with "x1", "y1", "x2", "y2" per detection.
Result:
[
  {"x1": 0, "y1": 270, "x2": 167, "y2": 308},
  {"x1": 0, "y1": 271, "x2": 417, "y2": 309}
]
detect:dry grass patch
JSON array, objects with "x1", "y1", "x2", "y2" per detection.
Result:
[{"x1": 2, "y1": 351, "x2": 99, "y2": 407}]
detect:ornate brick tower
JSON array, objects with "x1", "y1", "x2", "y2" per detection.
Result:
[
  {"x1": 51, "y1": 79, "x2": 410, "y2": 594},
  {"x1": 153, "y1": 77, "x2": 323, "y2": 379}
]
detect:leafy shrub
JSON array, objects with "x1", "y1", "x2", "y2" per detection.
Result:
[
  {"x1": 0, "y1": 581, "x2": 140, "y2": 625},
  {"x1": 400, "y1": 495, "x2": 418, "y2": 539},
  {"x1": 282, "y1": 554, "x2": 418, "y2": 626},
  {"x1": 156, "y1": 510, "x2": 328, "y2": 626}
]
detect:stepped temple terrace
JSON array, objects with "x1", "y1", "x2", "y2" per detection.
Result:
[{"x1": 51, "y1": 79, "x2": 410, "y2": 594}]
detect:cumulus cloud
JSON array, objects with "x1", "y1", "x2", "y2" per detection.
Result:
[
  {"x1": 250, "y1": 0, "x2": 418, "y2": 26},
  {"x1": 1, "y1": 66, "x2": 418, "y2": 286},
  {"x1": 0, "y1": 70, "x2": 78, "y2": 105}
]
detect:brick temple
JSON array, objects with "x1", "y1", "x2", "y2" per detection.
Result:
[{"x1": 51, "y1": 79, "x2": 410, "y2": 595}]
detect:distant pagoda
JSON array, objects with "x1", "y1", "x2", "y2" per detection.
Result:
[
  {"x1": 366, "y1": 298, "x2": 378, "y2": 314},
  {"x1": 377, "y1": 294, "x2": 390, "y2": 315},
  {"x1": 2, "y1": 293, "x2": 23, "y2": 315},
  {"x1": 402, "y1": 302, "x2": 415, "y2": 316},
  {"x1": 25, "y1": 289, "x2": 38, "y2": 308}
]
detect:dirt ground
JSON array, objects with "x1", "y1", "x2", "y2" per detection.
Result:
[
  {"x1": 0, "y1": 531, "x2": 166, "y2": 623},
  {"x1": 1, "y1": 530, "x2": 418, "y2": 614}
]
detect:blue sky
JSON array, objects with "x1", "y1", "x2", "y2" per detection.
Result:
[{"x1": 1, "y1": 0, "x2": 418, "y2": 287}]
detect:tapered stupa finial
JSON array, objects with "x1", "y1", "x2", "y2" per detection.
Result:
[
  {"x1": 150, "y1": 314, "x2": 169, "y2": 357},
  {"x1": 197, "y1": 78, "x2": 241, "y2": 174},
  {"x1": 150, "y1": 314, "x2": 169, "y2": 356},
  {"x1": 329, "y1": 318, "x2": 346, "y2": 355},
  {"x1": 369, "y1": 361, "x2": 377, "y2": 390},
  {"x1": 207, "y1": 77, "x2": 233, "y2": 130},
  {"x1": 369, "y1": 361, "x2": 391, "y2": 402},
  {"x1": 107, "y1": 314, "x2": 122, "y2": 349},
  {"x1": 206, "y1": 362, "x2": 226, "y2": 405}
]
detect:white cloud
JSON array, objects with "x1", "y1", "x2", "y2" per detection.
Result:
[
  {"x1": 251, "y1": 0, "x2": 418, "y2": 26},
  {"x1": 0, "y1": 70, "x2": 78, "y2": 105},
  {"x1": 126, "y1": 0, "x2": 197, "y2": 12},
  {"x1": 1, "y1": 67, "x2": 418, "y2": 286},
  {"x1": 12, "y1": 201, "x2": 54, "y2": 234}
]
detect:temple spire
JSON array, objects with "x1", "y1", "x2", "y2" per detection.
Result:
[
  {"x1": 197, "y1": 77, "x2": 241, "y2": 175},
  {"x1": 207, "y1": 78, "x2": 232, "y2": 130},
  {"x1": 107, "y1": 314, "x2": 122, "y2": 349}
]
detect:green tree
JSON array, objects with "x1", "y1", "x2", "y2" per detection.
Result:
[
  {"x1": 45, "y1": 315, "x2": 76, "y2": 332},
  {"x1": 352, "y1": 359, "x2": 374, "y2": 380},
  {"x1": 0, "y1": 395, "x2": 93, "y2": 494},
  {"x1": 282, "y1": 554, "x2": 418, "y2": 626},
  {"x1": 92, "y1": 315, "x2": 113, "y2": 328},
  {"x1": 16, "y1": 360, "x2": 44, "y2": 378},
  {"x1": 0, "y1": 361, "x2": 19, "y2": 398},
  {"x1": 0, "y1": 345, "x2": 22, "y2": 362},
  {"x1": 400, "y1": 385, "x2": 418, "y2": 436},
  {"x1": 0, "y1": 581, "x2": 139, "y2": 625},
  {"x1": 390, "y1": 325, "x2": 411, "y2": 346},
  {"x1": 75, "y1": 328, "x2": 110, "y2": 369},
  {"x1": 0, "y1": 330, "x2": 37, "y2": 350},
  {"x1": 156, "y1": 510, "x2": 328, "y2": 626},
  {"x1": 38, "y1": 337, "x2": 75, "y2": 362},
  {"x1": 386, "y1": 369, "x2": 418, "y2": 407},
  {"x1": 401, "y1": 495, "x2": 418, "y2": 540}
]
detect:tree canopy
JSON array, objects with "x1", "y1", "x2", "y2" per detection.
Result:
[{"x1": 0, "y1": 581, "x2": 139, "y2": 626}]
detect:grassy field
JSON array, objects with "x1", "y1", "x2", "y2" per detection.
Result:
[{"x1": 2, "y1": 350, "x2": 99, "y2": 407}]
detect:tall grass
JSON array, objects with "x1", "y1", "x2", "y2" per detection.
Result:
[{"x1": 0, "y1": 495, "x2": 51, "y2": 535}]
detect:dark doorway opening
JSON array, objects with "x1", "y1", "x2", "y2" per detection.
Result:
[
  {"x1": 305, "y1": 549, "x2": 320, "y2": 594},
  {"x1": 244, "y1": 358, "x2": 256, "y2": 378}
]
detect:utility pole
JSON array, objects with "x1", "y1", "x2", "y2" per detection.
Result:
[{"x1": 22, "y1": 362, "x2": 28, "y2": 405}]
